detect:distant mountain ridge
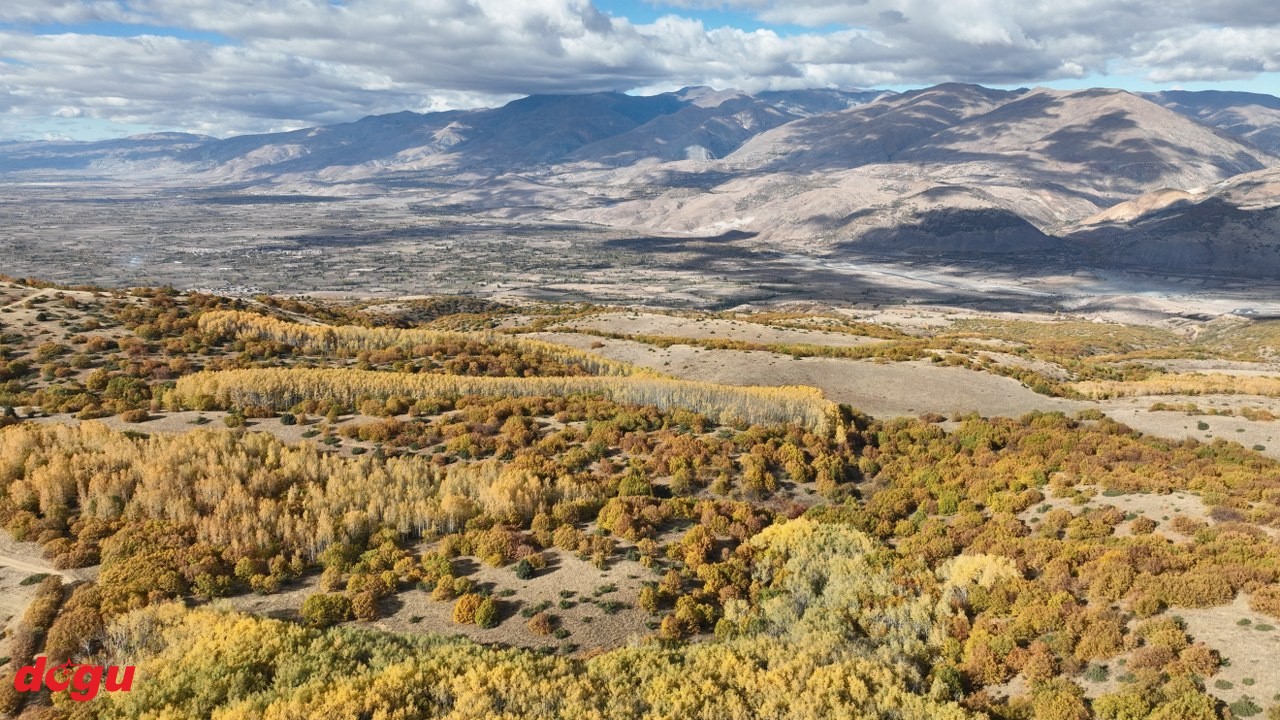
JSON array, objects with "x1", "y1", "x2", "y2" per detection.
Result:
[
  {"x1": 3, "y1": 83, "x2": 1279, "y2": 281},
  {"x1": 0, "y1": 87, "x2": 888, "y2": 179},
  {"x1": 4, "y1": 84, "x2": 1276, "y2": 183},
  {"x1": 1145, "y1": 90, "x2": 1280, "y2": 155}
]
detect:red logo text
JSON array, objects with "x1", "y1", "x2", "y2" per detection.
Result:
[{"x1": 13, "y1": 657, "x2": 135, "y2": 702}]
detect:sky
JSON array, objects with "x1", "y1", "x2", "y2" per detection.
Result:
[{"x1": 0, "y1": 0, "x2": 1277, "y2": 141}]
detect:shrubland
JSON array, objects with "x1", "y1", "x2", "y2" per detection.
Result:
[
  {"x1": 4, "y1": 408, "x2": 1279, "y2": 717},
  {"x1": 2, "y1": 278, "x2": 1280, "y2": 718},
  {"x1": 167, "y1": 367, "x2": 843, "y2": 434}
]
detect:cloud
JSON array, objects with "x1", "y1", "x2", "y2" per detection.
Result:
[
  {"x1": 0, "y1": 0, "x2": 1276, "y2": 139},
  {"x1": 0, "y1": 1, "x2": 130, "y2": 24},
  {"x1": 1138, "y1": 27, "x2": 1280, "y2": 82}
]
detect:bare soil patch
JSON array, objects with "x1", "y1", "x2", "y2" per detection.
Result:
[
  {"x1": 1095, "y1": 398, "x2": 1280, "y2": 460},
  {"x1": 374, "y1": 550, "x2": 655, "y2": 652},
  {"x1": 0, "y1": 530, "x2": 99, "y2": 663},
  {"x1": 218, "y1": 549, "x2": 657, "y2": 653},
  {"x1": 565, "y1": 311, "x2": 890, "y2": 347},
  {"x1": 1179, "y1": 595, "x2": 1280, "y2": 708},
  {"x1": 217, "y1": 574, "x2": 323, "y2": 623},
  {"x1": 1143, "y1": 359, "x2": 1280, "y2": 377},
  {"x1": 533, "y1": 331, "x2": 1081, "y2": 419},
  {"x1": 1018, "y1": 485, "x2": 1215, "y2": 542}
]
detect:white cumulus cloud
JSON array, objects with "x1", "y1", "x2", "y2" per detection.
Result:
[{"x1": 0, "y1": 0, "x2": 1275, "y2": 138}]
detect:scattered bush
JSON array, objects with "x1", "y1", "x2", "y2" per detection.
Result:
[
  {"x1": 301, "y1": 593, "x2": 352, "y2": 628},
  {"x1": 453, "y1": 593, "x2": 483, "y2": 625},
  {"x1": 475, "y1": 598, "x2": 499, "y2": 629},
  {"x1": 528, "y1": 612, "x2": 554, "y2": 635}
]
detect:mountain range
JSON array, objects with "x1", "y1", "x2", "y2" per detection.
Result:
[{"x1": 4, "y1": 83, "x2": 1279, "y2": 279}]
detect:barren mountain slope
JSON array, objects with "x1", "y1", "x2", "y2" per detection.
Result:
[
  {"x1": 0, "y1": 132, "x2": 211, "y2": 175},
  {"x1": 754, "y1": 88, "x2": 891, "y2": 116},
  {"x1": 5, "y1": 83, "x2": 1280, "y2": 283},
  {"x1": 177, "y1": 111, "x2": 468, "y2": 179},
  {"x1": 560, "y1": 168, "x2": 906, "y2": 242},
  {"x1": 902, "y1": 88, "x2": 1278, "y2": 200},
  {"x1": 725, "y1": 83, "x2": 1021, "y2": 171},
  {"x1": 1071, "y1": 167, "x2": 1280, "y2": 278},
  {"x1": 563, "y1": 84, "x2": 1280, "y2": 262},
  {"x1": 1147, "y1": 90, "x2": 1280, "y2": 155},
  {"x1": 564, "y1": 95, "x2": 797, "y2": 165}
]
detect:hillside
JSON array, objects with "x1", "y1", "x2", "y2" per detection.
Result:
[
  {"x1": 1072, "y1": 167, "x2": 1280, "y2": 279},
  {"x1": 5, "y1": 279, "x2": 1280, "y2": 717},
  {"x1": 1147, "y1": 90, "x2": 1280, "y2": 155}
]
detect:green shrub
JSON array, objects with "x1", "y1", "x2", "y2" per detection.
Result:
[
  {"x1": 1083, "y1": 663, "x2": 1109, "y2": 682},
  {"x1": 1229, "y1": 696, "x2": 1262, "y2": 717},
  {"x1": 475, "y1": 598, "x2": 499, "y2": 628},
  {"x1": 301, "y1": 593, "x2": 352, "y2": 628}
]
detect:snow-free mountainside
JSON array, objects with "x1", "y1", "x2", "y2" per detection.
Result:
[{"x1": 4, "y1": 83, "x2": 1280, "y2": 281}]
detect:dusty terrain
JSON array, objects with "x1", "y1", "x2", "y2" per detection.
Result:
[
  {"x1": 564, "y1": 312, "x2": 890, "y2": 348},
  {"x1": 535, "y1": 331, "x2": 1083, "y2": 418},
  {"x1": 1017, "y1": 485, "x2": 1217, "y2": 542},
  {"x1": 370, "y1": 550, "x2": 655, "y2": 651},
  {"x1": 6, "y1": 182, "x2": 1280, "y2": 317},
  {"x1": 1094, "y1": 397, "x2": 1280, "y2": 459},
  {"x1": 528, "y1": 309, "x2": 1280, "y2": 461},
  {"x1": 1180, "y1": 595, "x2": 1280, "y2": 708},
  {"x1": 0, "y1": 532, "x2": 98, "y2": 665},
  {"x1": 203, "y1": 548, "x2": 656, "y2": 652}
]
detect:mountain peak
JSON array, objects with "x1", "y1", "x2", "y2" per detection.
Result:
[{"x1": 674, "y1": 86, "x2": 748, "y2": 108}]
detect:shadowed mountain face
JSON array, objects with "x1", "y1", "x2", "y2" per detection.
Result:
[
  {"x1": 843, "y1": 206, "x2": 1063, "y2": 257},
  {"x1": 1070, "y1": 167, "x2": 1280, "y2": 279},
  {"x1": 1075, "y1": 198, "x2": 1280, "y2": 280},
  {"x1": 2, "y1": 83, "x2": 1279, "y2": 282},
  {"x1": 175, "y1": 110, "x2": 466, "y2": 173},
  {"x1": 565, "y1": 95, "x2": 799, "y2": 166},
  {"x1": 728, "y1": 83, "x2": 1024, "y2": 170},
  {"x1": 176, "y1": 92, "x2": 692, "y2": 176}
]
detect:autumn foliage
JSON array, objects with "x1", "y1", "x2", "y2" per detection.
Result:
[{"x1": 169, "y1": 367, "x2": 844, "y2": 434}]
